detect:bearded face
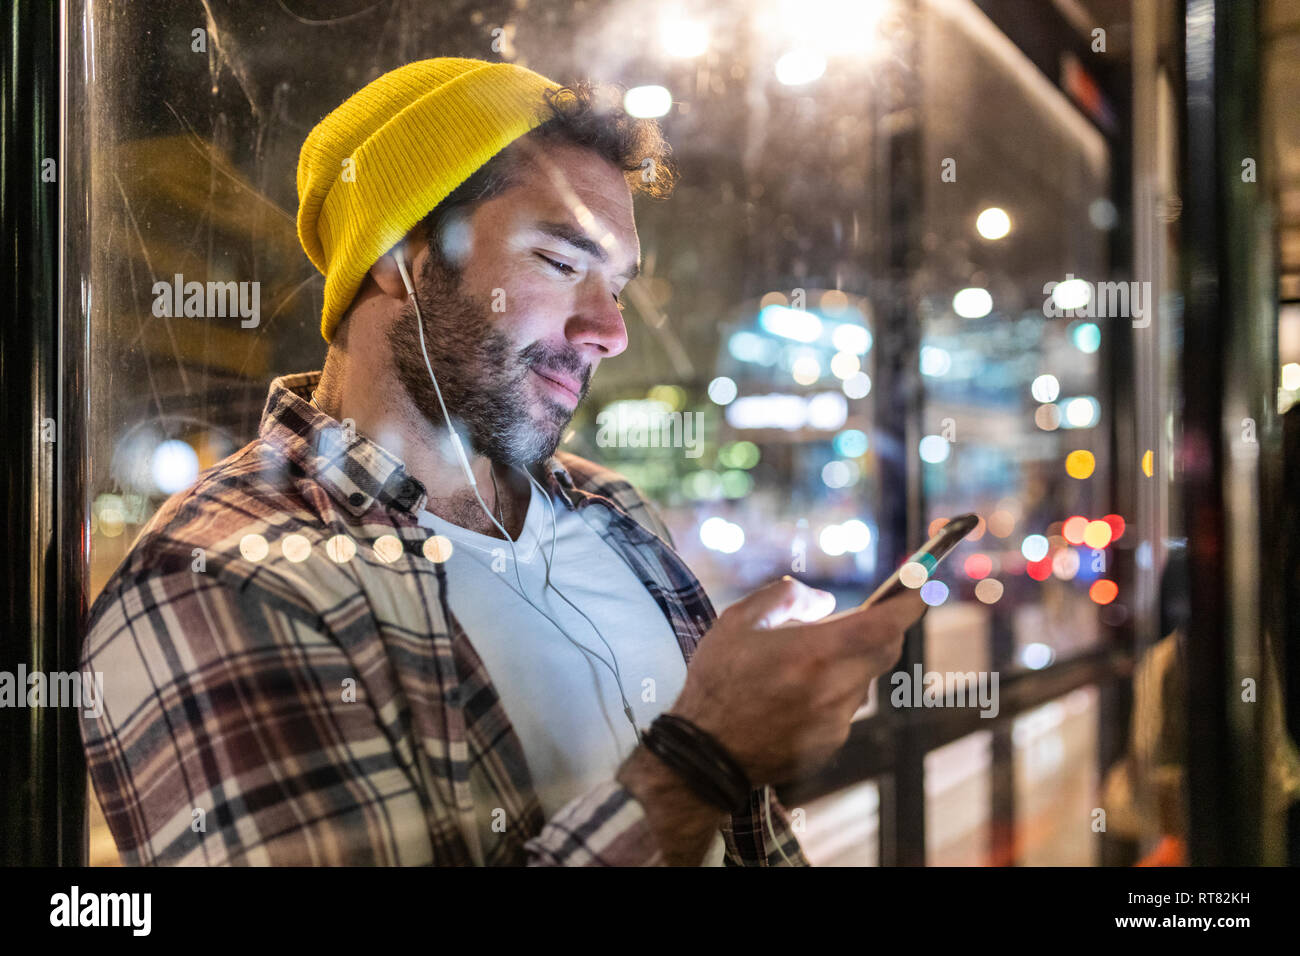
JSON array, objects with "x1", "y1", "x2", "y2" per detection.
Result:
[
  {"x1": 384, "y1": 143, "x2": 640, "y2": 469},
  {"x1": 385, "y1": 247, "x2": 592, "y2": 468}
]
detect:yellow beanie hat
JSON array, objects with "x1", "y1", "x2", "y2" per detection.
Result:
[{"x1": 296, "y1": 57, "x2": 562, "y2": 343}]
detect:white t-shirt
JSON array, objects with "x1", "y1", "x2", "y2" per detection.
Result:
[{"x1": 417, "y1": 479, "x2": 727, "y2": 866}]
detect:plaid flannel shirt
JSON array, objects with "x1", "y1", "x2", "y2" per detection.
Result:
[{"x1": 80, "y1": 371, "x2": 809, "y2": 866}]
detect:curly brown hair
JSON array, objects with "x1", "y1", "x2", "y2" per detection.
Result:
[{"x1": 421, "y1": 79, "x2": 677, "y2": 267}]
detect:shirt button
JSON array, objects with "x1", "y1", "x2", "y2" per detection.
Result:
[{"x1": 348, "y1": 492, "x2": 366, "y2": 507}]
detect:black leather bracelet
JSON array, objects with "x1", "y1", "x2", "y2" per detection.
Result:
[{"x1": 639, "y1": 713, "x2": 753, "y2": 815}]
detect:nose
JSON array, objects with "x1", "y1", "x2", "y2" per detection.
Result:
[{"x1": 567, "y1": 275, "x2": 629, "y2": 358}]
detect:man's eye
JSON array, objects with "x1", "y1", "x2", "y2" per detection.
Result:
[{"x1": 537, "y1": 254, "x2": 576, "y2": 276}]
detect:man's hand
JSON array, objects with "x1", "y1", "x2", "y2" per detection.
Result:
[{"x1": 670, "y1": 575, "x2": 925, "y2": 785}]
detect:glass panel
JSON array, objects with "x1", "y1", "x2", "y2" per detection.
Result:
[
  {"x1": 914, "y1": 1, "x2": 1115, "y2": 674},
  {"x1": 925, "y1": 730, "x2": 991, "y2": 866},
  {"x1": 794, "y1": 780, "x2": 880, "y2": 866},
  {"x1": 1013, "y1": 686, "x2": 1100, "y2": 865}
]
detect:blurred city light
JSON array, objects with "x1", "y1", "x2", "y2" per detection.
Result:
[
  {"x1": 1065, "y1": 449, "x2": 1096, "y2": 479},
  {"x1": 728, "y1": 330, "x2": 779, "y2": 365},
  {"x1": 726, "y1": 392, "x2": 846, "y2": 430},
  {"x1": 964, "y1": 553, "x2": 992, "y2": 579},
  {"x1": 975, "y1": 207, "x2": 1012, "y2": 240},
  {"x1": 792, "y1": 354, "x2": 823, "y2": 385},
  {"x1": 700, "y1": 516, "x2": 745, "y2": 553},
  {"x1": 1083, "y1": 519, "x2": 1113, "y2": 549},
  {"x1": 807, "y1": 392, "x2": 849, "y2": 428},
  {"x1": 623, "y1": 85, "x2": 673, "y2": 118},
  {"x1": 988, "y1": 510, "x2": 1015, "y2": 537},
  {"x1": 975, "y1": 578, "x2": 1004, "y2": 604},
  {"x1": 1052, "y1": 547, "x2": 1081, "y2": 580},
  {"x1": 1071, "y1": 321, "x2": 1102, "y2": 353},
  {"x1": 832, "y1": 323, "x2": 872, "y2": 354},
  {"x1": 920, "y1": 580, "x2": 949, "y2": 606},
  {"x1": 1089, "y1": 198, "x2": 1119, "y2": 229},
  {"x1": 830, "y1": 351, "x2": 861, "y2": 380},
  {"x1": 842, "y1": 371, "x2": 872, "y2": 399},
  {"x1": 760, "y1": 304, "x2": 823, "y2": 342},
  {"x1": 920, "y1": 346, "x2": 953, "y2": 377},
  {"x1": 1062, "y1": 515, "x2": 1089, "y2": 544},
  {"x1": 822, "y1": 459, "x2": 859, "y2": 488},
  {"x1": 1062, "y1": 395, "x2": 1100, "y2": 428},
  {"x1": 840, "y1": 519, "x2": 872, "y2": 552},
  {"x1": 819, "y1": 523, "x2": 848, "y2": 556},
  {"x1": 1089, "y1": 580, "x2": 1119, "y2": 605},
  {"x1": 707, "y1": 376, "x2": 738, "y2": 405},
  {"x1": 1021, "y1": 643, "x2": 1055, "y2": 669},
  {"x1": 1052, "y1": 279, "x2": 1091, "y2": 311},
  {"x1": 899, "y1": 561, "x2": 928, "y2": 588},
  {"x1": 833, "y1": 428, "x2": 869, "y2": 457},
  {"x1": 1030, "y1": 373, "x2": 1060, "y2": 403},
  {"x1": 718, "y1": 440, "x2": 760, "y2": 469},
  {"x1": 659, "y1": 16, "x2": 709, "y2": 58},
  {"x1": 953, "y1": 287, "x2": 993, "y2": 319},
  {"x1": 1021, "y1": 534, "x2": 1049, "y2": 561},
  {"x1": 1035, "y1": 404, "x2": 1061, "y2": 430},
  {"x1": 919, "y1": 435, "x2": 950, "y2": 463},
  {"x1": 151, "y1": 439, "x2": 199, "y2": 494},
  {"x1": 775, "y1": 49, "x2": 827, "y2": 85}
]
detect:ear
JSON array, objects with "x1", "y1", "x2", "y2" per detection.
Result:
[{"x1": 368, "y1": 230, "x2": 429, "y2": 301}]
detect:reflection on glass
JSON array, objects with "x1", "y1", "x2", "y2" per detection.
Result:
[
  {"x1": 1012, "y1": 687, "x2": 1100, "y2": 866},
  {"x1": 795, "y1": 780, "x2": 880, "y2": 867},
  {"x1": 925, "y1": 731, "x2": 991, "y2": 866}
]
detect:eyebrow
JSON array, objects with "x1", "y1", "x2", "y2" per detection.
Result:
[{"x1": 533, "y1": 220, "x2": 641, "y2": 280}]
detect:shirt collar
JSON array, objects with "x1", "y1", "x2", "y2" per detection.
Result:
[{"x1": 258, "y1": 371, "x2": 577, "y2": 518}]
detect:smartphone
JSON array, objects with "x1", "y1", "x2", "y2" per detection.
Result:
[{"x1": 860, "y1": 513, "x2": 980, "y2": 608}]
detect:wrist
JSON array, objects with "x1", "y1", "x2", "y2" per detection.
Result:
[
  {"x1": 618, "y1": 745, "x2": 729, "y2": 866},
  {"x1": 639, "y1": 713, "x2": 753, "y2": 815}
]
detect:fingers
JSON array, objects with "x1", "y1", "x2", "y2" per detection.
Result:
[
  {"x1": 733, "y1": 576, "x2": 837, "y2": 629},
  {"x1": 797, "y1": 589, "x2": 926, "y2": 654}
]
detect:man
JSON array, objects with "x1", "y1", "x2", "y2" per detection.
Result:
[{"x1": 80, "y1": 57, "x2": 922, "y2": 866}]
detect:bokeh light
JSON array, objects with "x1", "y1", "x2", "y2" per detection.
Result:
[
  {"x1": 1030, "y1": 374, "x2": 1060, "y2": 403},
  {"x1": 964, "y1": 553, "x2": 992, "y2": 580},
  {"x1": 1021, "y1": 534, "x2": 1049, "y2": 561},
  {"x1": 708, "y1": 376, "x2": 738, "y2": 405},
  {"x1": 953, "y1": 287, "x2": 993, "y2": 319},
  {"x1": 919, "y1": 435, "x2": 951, "y2": 464},
  {"x1": 1035, "y1": 404, "x2": 1061, "y2": 430},
  {"x1": 920, "y1": 580, "x2": 949, "y2": 606},
  {"x1": 976, "y1": 207, "x2": 1012, "y2": 240},
  {"x1": 1065, "y1": 449, "x2": 1096, "y2": 479},
  {"x1": 1083, "y1": 519, "x2": 1113, "y2": 549},
  {"x1": 1062, "y1": 516, "x2": 1089, "y2": 544},
  {"x1": 624, "y1": 85, "x2": 673, "y2": 118},
  {"x1": 1090, "y1": 580, "x2": 1119, "y2": 605}
]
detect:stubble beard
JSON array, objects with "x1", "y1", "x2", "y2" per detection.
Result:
[{"x1": 385, "y1": 252, "x2": 590, "y2": 469}]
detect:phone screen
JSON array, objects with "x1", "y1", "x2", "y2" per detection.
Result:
[{"x1": 860, "y1": 513, "x2": 980, "y2": 608}]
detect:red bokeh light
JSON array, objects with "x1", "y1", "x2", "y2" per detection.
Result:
[
  {"x1": 964, "y1": 553, "x2": 992, "y2": 580},
  {"x1": 1027, "y1": 557, "x2": 1053, "y2": 581}
]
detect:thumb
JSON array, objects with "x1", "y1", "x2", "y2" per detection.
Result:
[{"x1": 733, "y1": 575, "x2": 837, "y2": 629}]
